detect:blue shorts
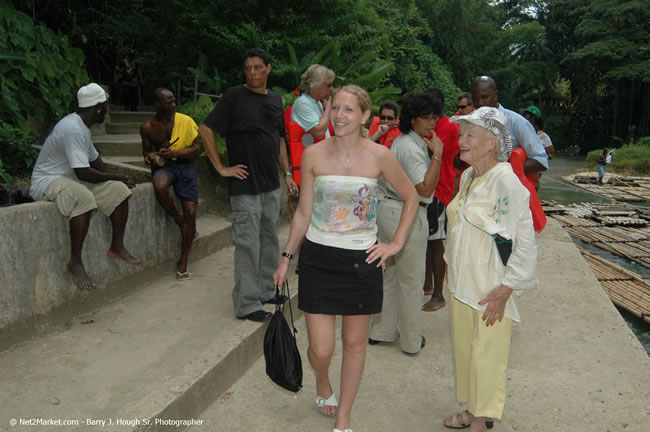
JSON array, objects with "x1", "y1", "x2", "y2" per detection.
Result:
[{"x1": 152, "y1": 160, "x2": 198, "y2": 203}]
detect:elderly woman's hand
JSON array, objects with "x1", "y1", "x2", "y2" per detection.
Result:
[{"x1": 478, "y1": 284, "x2": 513, "y2": 326}]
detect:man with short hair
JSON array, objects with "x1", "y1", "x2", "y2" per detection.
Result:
[
  {"x1": 198, "y1": 48, "x2": 296, "y2": 322},
  {"x1": 456, "y1": 92, "x2": 474, "y2": 115},
  {"x1": 141, "y1": 88, "x2": 199, "y2": 280},
  {"x1": 470, "y1": 76, "x2": 548, "y2": 174},
  {"x1": 369, "y1": 100, "x2": 402, "y2": 147},
  {"x1": 30, "y1": 83, "x2": 141, "y2": 290}
]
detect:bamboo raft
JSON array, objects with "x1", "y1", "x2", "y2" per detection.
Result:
[
  {"x1": 562, "y1": 174, "x2": 649, "y2": 202},
  {"x1": 578, "y1": 247, "x2": 650, "y2": 324},
  {"x1": 543, "y1": 202, "x2": 650, "y2": 268}
]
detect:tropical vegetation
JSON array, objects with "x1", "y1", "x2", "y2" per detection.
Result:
[{"x1": 1, "y1": 0, "x2": 648, "y2": 183}]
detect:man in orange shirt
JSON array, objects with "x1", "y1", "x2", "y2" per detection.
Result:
[{"x1": 368, "y1": 101, "x2": 402, "y2": 148}]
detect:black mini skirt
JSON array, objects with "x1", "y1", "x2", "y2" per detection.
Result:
[{"x1": 298, "y1": 239, "x2": 383, "y2": 315}]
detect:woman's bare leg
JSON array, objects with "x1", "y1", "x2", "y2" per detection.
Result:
[
  {"x1": 336, "y1": 314, "x2": 371, "y2": 430},
  {"x1": 304, "y1": 313, "x2": 337, "y2": 415}
]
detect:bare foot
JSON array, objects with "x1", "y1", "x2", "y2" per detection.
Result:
[
  {"x1": 67, "y1": 261, "x2": 96, "y2": 290},
  {"x1": 423, "y1": 296, "x2": 446, "y2": 312},
  {"x1": 107, "y1": 248, "x2": 142, "y2": 265},
  {"x1": 193, "y1": 230, "x2": 199, "y2": 242}
]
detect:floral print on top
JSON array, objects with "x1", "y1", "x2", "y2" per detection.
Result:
[{"x1": 311, "y1": 176, "x2": 378, "y2": 235}]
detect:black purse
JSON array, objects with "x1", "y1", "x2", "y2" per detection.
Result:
[
  {"x1": 493, "y1": 233, "x2": 513, "y2": 266},
  {"x1": 263, "y1": 281, "x2": 303, "y2": 393}
]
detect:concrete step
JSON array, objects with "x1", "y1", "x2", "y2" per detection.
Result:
[
  {"x1": 191, "y1": 220, "x2": 650, "y2": 432},
  {"x1": 110, "y1": 111, "x2": 155, "y2": 124},
  {"x1": 0, "y1": 223, "x2": 297, "y2": 432},
  {"x1": 106, "y1": 122, "x2": 142, "y2": 135},
  {"x1": 93, "y1": 134, "x2": 142, "y2": 157},
  {"x1": 110, "y1": 105, "x2": 155, "y2": 113}
]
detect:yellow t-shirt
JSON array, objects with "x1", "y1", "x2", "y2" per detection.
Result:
[{"x1": 169, "y1": 113, "x2": 198, "y2": 154}]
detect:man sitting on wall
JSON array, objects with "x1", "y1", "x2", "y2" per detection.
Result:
[{"x1": 30, "y1": 83, "x2": 141, "y2": 290}]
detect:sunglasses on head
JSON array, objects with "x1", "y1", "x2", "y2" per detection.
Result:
[{"x1": 380, "y1": 115, "x2": 395, "y2": 121}]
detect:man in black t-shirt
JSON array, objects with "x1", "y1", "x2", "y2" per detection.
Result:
[{"x1": 199, "y1": 48, "x2": 296, "y2": 322}]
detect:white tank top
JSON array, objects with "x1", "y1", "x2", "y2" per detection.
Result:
[{"x1": 306, "y1": 175, "x2": 378, "y2": 250}]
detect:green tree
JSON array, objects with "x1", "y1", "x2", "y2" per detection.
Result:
[{"x1": 546, "y1": 0, "x2": 650, "y2": 150}]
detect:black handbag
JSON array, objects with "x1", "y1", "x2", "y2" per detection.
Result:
[
  {"x1": 494, "y1": 233, "x2": 513, "y2": 266},
  {"x1": 263, "y1": 281, "x2": 303, "y2": 393}
]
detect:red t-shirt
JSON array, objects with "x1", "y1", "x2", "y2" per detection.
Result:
[
  {"x1": 433, "y1": 116, "x2": 459, "y2": 206},
  {"x1": 368, "y1": 116, "x2": 401, "y2": 148}
]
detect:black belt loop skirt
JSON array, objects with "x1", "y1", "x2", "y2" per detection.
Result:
[{"x1": 298, "y1": 239, "x2": 383, "y2": 315}]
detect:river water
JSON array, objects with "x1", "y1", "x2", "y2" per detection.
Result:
[{"x1": 538, "y1": 155, "x2": 650, "y2": 354}]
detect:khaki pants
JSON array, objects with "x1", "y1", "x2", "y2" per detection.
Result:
[
  {"x1": 369, "y1": 200, "x2": 427, "y2": 353},
  {"x1": 450, "y1": 296, "x2": 512, "y2": 420},
  {"x1": 43, "y1": 177, "x2": 131, "y2": 218},
  {"x1": 228, "y1": 188, "x2": 281, "y2": 317}
]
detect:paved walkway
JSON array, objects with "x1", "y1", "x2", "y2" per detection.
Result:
[
  {"x1": 194, "y1": 219, "x2": 650, "y2": 432},
  {"x1": 1, "y1": 219, "x2": 648, "y2": 432}
]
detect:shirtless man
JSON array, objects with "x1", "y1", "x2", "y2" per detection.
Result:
[{"x1": 141, "y1": 88, "x2": 200, "y2": 280}]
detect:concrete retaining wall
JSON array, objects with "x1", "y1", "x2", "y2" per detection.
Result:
[{"x1": 0, "y1": 183, "x2": 186, "y2": 345}]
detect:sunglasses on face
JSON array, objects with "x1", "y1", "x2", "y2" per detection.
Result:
[
  {"x1": 380, "y1": 115, "x2": 395, "y2": 121},
  {"x1": 457, "y1": 104, "x2": 470, "y2": 110}
]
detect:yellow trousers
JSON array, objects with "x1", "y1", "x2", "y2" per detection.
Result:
[{"x1": 450, "y1": 296, "x2": 512, "y2": 420}]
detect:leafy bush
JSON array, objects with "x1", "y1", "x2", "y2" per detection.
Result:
[
  {"x1": 0, "y1": 121, "x2": 38, "y2": 185},
  {"x1": 0, "y1": 2, "x2": 88, "y2": 129}
]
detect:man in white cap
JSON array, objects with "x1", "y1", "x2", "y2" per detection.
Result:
[{"x1": 30, "y1": 83, "x2": 141, "y2": 290}]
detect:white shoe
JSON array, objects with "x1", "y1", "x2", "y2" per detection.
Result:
[
  {"x1": 315, "y1": 391, "x2": 337, "y2": 417},
  {"x1": 333, "y1": 429, "x2": 352, "y2": 432}
]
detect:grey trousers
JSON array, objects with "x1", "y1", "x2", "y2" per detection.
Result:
[
  {"x1": 369, "y1": 201, "x2": 427, "y2": 353},
  {"x1": 228, "y1": 188, "x2": 281, "y2": 317}
]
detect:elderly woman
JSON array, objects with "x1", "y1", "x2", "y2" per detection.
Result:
[
  {"x1": 368, "y1": 93, "x2": 443, "y2": 354},
  {"x1": 274, "y1": 85, "x2": 418, "y2": 432},
  {"x1": 442, "y1": 107, "x2": 537, "y2": 431}
]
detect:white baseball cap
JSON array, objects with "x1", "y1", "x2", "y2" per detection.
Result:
[{"x1": 77, "y1": 83, "x2": 108, "y2": 108}]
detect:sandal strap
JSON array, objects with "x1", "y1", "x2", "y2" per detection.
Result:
[
  {"x1": 315, "y1": 392, "x2": 338, "y2": 407},
  {"x1": 450, "y1": 411, "x2": 471, "y2": 428}
]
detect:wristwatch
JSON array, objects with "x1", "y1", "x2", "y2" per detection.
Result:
[{"x1": 284, "y1": 172, "x2": 293, "y2": 177}]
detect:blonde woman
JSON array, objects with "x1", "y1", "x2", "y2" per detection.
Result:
[{"x1": 274, "y1": 85, "x2": 418, "y2": 432}]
